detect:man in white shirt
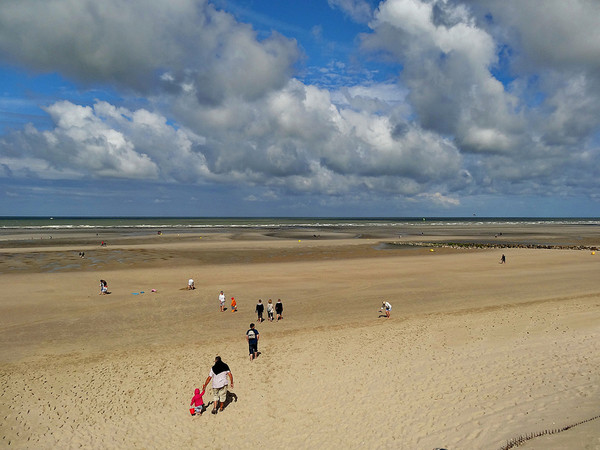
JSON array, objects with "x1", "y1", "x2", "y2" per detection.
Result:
[
  {"x1": 188, "y1": 278, "x2": 195, "y2": 290},
  {"x1": 381, "y1": 301, "x2": 392, "y2": 318},
  {"x1": 202, "y1": 356, "x2": 234, "y2": 414},
  {"x1": 219, "y1": 291, "x2": 226, "y2": 311}
]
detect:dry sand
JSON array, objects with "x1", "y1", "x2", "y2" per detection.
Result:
[{"x1": 1, "y1": 225, "x2": 599, "y2": 449}]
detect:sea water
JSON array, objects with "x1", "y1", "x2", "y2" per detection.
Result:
[{"x1": 1, "y1": 216, "x2": 599, "y2": 233}]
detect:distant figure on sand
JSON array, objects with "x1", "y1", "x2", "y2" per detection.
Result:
[
  {"x1": 246, "y1": 323, "x2": 259, "y2": 361},
  {"x1": 267, "y1": 299, "x2": 274, "y2": 322},
  {"x1": 99, "y1": 279, "x2": 108, "y2": 295},
  {"x1": 275, "y1": 299, "x2": 283, "y2": 320},
  {"x1": 500, "y1": 254, "x2": 506, "y2": 264},
  {"x1": 190, "y1": 387, "x2": 205, "y2": 416},
  {"x1": 380, "y1": 301, "x2": 392, "y2": 318},
  {"x1": 231, "y1": 297, "x2": 237, "y2": 312},
  {"x1": 256, "y1": 299, "x2": 264, "y2": 322},
  {"x1": 202, "y1": 356, "x2": 234, "y2": 414},
  {"x1": 188, "y1": 278, "x2": 195, "y2": 290},
  {"x1": 219, "y1": 291, "x2": 226, "y2": 311}
]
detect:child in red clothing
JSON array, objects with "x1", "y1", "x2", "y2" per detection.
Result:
[
  {"x1": 190, "y1": 388, "x2": 205, "y2": 415},
  {"x1": 231, "y1": 297, "x2": 237, "y2": 312}
]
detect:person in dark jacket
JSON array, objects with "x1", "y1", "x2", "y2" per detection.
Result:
[{"x1": 255, "y1": 299, "x2": 264, "y2": 322}]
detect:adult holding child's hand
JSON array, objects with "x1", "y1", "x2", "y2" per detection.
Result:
[{"x1": 202, "y1": 356, "x2": 234, "y2": 414}]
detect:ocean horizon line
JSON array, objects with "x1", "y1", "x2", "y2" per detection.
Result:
[
  {"x1": 2, "y1": 215, "x2": 600, "y2": 220},
  {"x1": 2, "y1": 216, "x2": 600, "y2": 232}
]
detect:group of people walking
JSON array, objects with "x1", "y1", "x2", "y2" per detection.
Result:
[
  {"x1": 217, "y1": 291, "x2": 282, "y2": 319},
  {"x1": 254, "y1": 298, "x2": 283, "y2": 322},
  {"x1": 189, "y1": 293, "x2": 397, "y2": 418},
  {"x1": 188, "y1": 318, "x2": 266, "y2": 418},
  {"x1": 189, "y1": 295, "x2": 286, "y2": 417}
]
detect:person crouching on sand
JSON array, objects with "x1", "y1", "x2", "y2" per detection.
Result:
[
  {"x1": 380, "y1": 301, "x2": 392, "y2": 318},
  {"x1": 99, "y1": 280, "x2": 108, "y2": 295},
  {"x1": 190, "y1": 387, "x2": 205, "y2": 416}
]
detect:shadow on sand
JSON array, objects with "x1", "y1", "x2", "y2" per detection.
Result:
[{"x1": 221, "y1": 391, "x2": 238, "y2": 411}]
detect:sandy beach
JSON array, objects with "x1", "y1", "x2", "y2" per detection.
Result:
[{"x1": 1, "y1": 223, "x2": 599, "y2": 449}]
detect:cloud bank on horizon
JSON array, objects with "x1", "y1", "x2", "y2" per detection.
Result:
[{"x1": 0, "y1": 0, "x2": 599, "y2": 216}]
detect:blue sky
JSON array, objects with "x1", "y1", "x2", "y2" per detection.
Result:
[{"x1": 1, "y1": 0, "x2": 599, "y2": 217}]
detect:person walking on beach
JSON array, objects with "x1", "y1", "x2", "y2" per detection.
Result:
[
  {"x1": 246, "y1": 323, "x2": 259, "y2": 361},
  {"x1": 255, "y1": 299, "x2": 264, "y2": 322},
  {"x1": 202, "y1": 356, "x2": 234, "y2": 415},
  {"x1": 267, "y1": 299, "x2": 274, "y2": 322},
  {"x1": 500, "y1": 254, "x2": 506, "y2": 264},
  {"x1": 230, "y1": 297, "x2": 237, "y2": 312},
  {"x1": 219, "y1": 291, "x2": 226, "y2": 312},
  {"x1": 275, "y1": 299, "x2": 283, "y2": 321},
  {"x1": 190, "y1": 387, "x2": 205, "y2": 416}
]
